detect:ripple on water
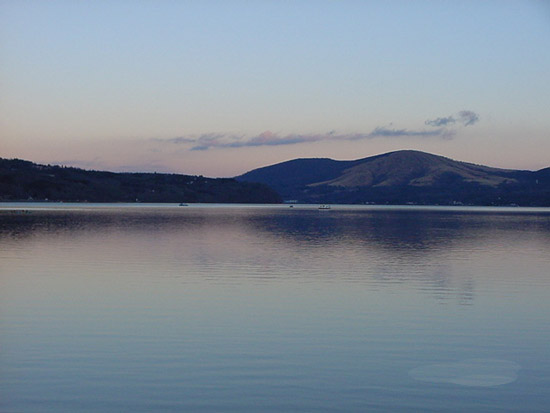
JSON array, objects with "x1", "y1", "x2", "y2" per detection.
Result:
[{"x1": 409, "y1": 359, "x2": 520, "y2": 387}]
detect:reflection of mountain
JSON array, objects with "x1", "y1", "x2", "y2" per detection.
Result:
[
  {"x1": 237, "y1": 150, "x2": 550, "y2": 206},
  {"x1": 4, "y1": 207, "x2": 550, "y2": 249},
  {"x1": 248, "y1": 208, "x2": 550, "y2": 249},
  {"x1": 235, "y1": 208, "x2": 550, "y2": 304},
  {"x1": 3, "y1": 207, "x2": 549, "y2": 304}
]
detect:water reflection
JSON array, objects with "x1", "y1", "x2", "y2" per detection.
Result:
[
  {"x1": 2, "y1": 207, "x2": 549, "y2": 305},
  {"x1": 4, "y1": 207, "x2": 550, "y2": 247},
  {"x1": 409, "y1": 358, "x2": 521, "y2": 387},
  {"x1": 1, "y1": 206, "x2": 550, "y2": 412}
]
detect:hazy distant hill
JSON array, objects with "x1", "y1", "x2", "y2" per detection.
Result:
[
  {"x1": 237, "y1": 150, "x2": 550, "y2": 206},
  {"x1": 0, "y1": 158, "x2": 281, "y2": 203}
]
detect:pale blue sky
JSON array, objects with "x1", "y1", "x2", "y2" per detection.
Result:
[{"x1": 1, "y1": 0, "x2": 549, "y2": 176}]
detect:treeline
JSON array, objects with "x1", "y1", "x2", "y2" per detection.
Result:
[
  {"x1": 284, "y1": 179, "x2": 550, "y2": 206},
  {"x1": 0, "y1": 158, "x2": 282, "y2": 203}
]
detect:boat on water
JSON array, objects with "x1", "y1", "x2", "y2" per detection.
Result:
[
  {"x1": 318, "y1": 204, "x2": 331, "y2": 210},
  {"x1": 179, "y1": 203, "x2": 188, "y2": 206}
]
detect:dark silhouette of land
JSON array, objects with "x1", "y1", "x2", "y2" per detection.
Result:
[
  {"x1": 237, "y1": 150, "x2": 550, "y2": 206},
  {"x1": 2, "y1": 151, "x2": 549, "y2": 205},
  {"x1": 0, "y1": 158, "x2": 281, "y2": 203}
]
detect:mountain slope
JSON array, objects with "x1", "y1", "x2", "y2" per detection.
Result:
[
  {"x1": 237, "y1": 150, "x2": 550, "y2": 206},
  {"x1": 0, "y1": 158, "x2": 282, "y2": 203},
  {"x1": 312, "y1": 151, "x2": 517, "y2": 187},
  {"x1": 236, "y1": 157, "x2": 360, "y2": 192}
]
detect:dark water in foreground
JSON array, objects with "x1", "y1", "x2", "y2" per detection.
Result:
[{"x1": 1, "y1": 204, "x2": 550, "y2": 412}]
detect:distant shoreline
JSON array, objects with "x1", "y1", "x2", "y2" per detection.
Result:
[{"x1": 2, "y1": 202, "x2": 549, "y2": 214}]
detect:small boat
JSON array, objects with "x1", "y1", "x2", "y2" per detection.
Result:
[
  {"x1": 318, "y1": 204, "x2": 331, "y2": 210},
  {"x1": 179, "y1": 203, "x2": 188, "y2": 206}
]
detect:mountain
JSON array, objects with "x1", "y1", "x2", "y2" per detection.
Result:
[
  {"x1": 237, "y1": 150, "x2": 550, "y2": 206},
  {"x1": 0, "y1": 158, "x2": 281, "y2": 203}
]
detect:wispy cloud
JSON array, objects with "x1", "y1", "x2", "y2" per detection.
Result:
[
  {"x1": 458, "y1": 110, "x2": 479, "y2": 126},
  {"x1": 153, "y1": 136, "x2": 196, "y2": 144},
  {"x1": 425, "y1": 110, "x2": 480, "y2": 128},
  {"x1": 151, "y1": 110, "x2": 478, "y2": 151},
  {"x1": 153, "y1": 128, "x2": 452, "y2": 151},
  {"x1": 212, "y1": 131, "x2": 328, "y2": 150},
  {"x1": 367, "y1": 127, "x2": 453, "y2": 139},
  {"x1": 153, "y1": 134, "x2": 227, "y2": 147},
  {"x1": 191, "y1": 132, "x2": 328, "y2": 151},
  {"x1": 424, "y1": 116, "x2": 456, "y2": 127}
]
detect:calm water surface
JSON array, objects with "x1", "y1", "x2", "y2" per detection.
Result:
[{"x1": 1, "y1": 204, "x2": 550, "y2": 412}]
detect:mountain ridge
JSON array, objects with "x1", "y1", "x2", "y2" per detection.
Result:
[
  {"x1": 237, "y1": 150, "x2": 550, "y2": 206},
  {"x1": 2, "y1": 151, "x2": 548, "y2": 206}
]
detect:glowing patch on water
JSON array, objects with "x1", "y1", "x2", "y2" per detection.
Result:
[{"x1": 409, "y1": 359, "x2": 520, "y2": 387}]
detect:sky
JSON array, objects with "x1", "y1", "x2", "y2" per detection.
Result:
[{"x1": 1, "y1": 0, "x2": 549, "y2": 177}]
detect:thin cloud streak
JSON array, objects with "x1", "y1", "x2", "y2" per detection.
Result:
[
  {"x1": 425, "y1": 110, "x2": 480, "y2": 127},
  {"x1": 190, "y1": 132, "x2": 326, "y2": 151},
  {"x1": 367, "y1": 127, "x2": 453, "y2": 139},
  {"x1": 151, "y1": 110, "x2": 479, "y2": 151},
  {"x1": 154, "y1": 128, "x2": 454, "y2": 151},
  {"x1": 425, "y1": 116, "x2": 456, "y2": 127},
  {"x1": 458, "y1": 110, "x2": 480, "y2": 126}
]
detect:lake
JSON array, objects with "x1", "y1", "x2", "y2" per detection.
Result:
[{"x1": 1, "y1": 203, "x2": 550, "y2": 412}]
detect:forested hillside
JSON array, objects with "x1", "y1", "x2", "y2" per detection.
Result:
[{"x1": 0, "y1": 158, "x2": 281, "y2": 203}]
